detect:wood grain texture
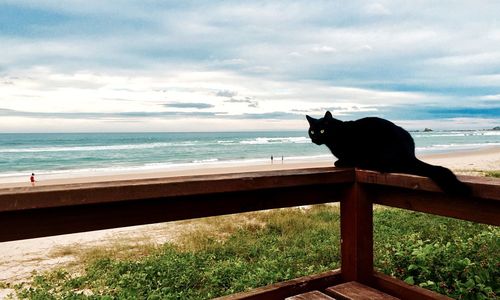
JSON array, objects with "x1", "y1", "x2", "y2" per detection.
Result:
[
  {"x1": 370, "y1": 272, "x2": 452, "y2": 300},
  {"x1": 286, "y1": 290, "x2": 337, "y2": 300},
  {"x1": 215, "y1": 269, "x2": 343, "y2": 300},
  {"x1": 326, "y1": 281, "x2": 399, "y2": 299},
  {"x1": 367, "y1": 186, "x2": 500, "y2": 226},
  {"x1": 0, "y1": 168, "x2": 497, "y2": 299},
  {"x1": 356, "y1": 170, "x2": 500, "y2": 200},
  {"x1": 0, "y1": 168, "x2": 353, "y2": 212},
  {"x1": 340, "y1": 183, "x2": 373, "y2": 284},
  {"x1": 0, "y1": 184, "x2": 350, "y2": 242}
]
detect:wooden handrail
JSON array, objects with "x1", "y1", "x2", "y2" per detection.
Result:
[
  {"x1": 356, "y1": 170, "x2": 500, "y2": 226},
  {"x1": 0, "y1": 168, "x2": 354, "y2": 242},
  {"x1": 0, "y1": 168, "x2": 498, "y2": 299},
  {"x1": 356, "y1": 169, "x2": 500, "y2": 201},
  {"x1": 0, "y1": 168, "x2": 354, "y2": 212},
  {"x1": 1, "y1": 168, "x2": 497, "y2": 240}
]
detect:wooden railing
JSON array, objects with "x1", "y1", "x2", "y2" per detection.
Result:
[{"x1": 0, "y1": 168, "x2": 498, "y2": 299}]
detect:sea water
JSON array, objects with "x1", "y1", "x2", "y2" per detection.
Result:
[{"x1": 0, "y1": 130, "x2": 499, "y2": 182}]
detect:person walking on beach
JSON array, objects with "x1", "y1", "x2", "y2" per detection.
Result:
[
  {"x1": 30, "y1": 173, "x2": 35, "y2": 186},
  {"x1": 271, "y1": 155, "x2": 274, "y2": 164}
]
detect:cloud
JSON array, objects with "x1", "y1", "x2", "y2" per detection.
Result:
[
  {"x1": 1, "y1": 1, "x2": 500, "y2": 131},
  {"x1": 292, "y1": 105, "x2": 377, "y2": 116},
  {"x1": 311, "y1": 45, "x2": 336, "y2": 54},
  {"x1": 215, "y1": 90, "x2": 238, "y2": 97},
  {"x1": 224, "y1": 97, "x2": 259, "y2": 108},
  {"x1": 0, "y1": 108, "x2": 225, "y2": 119},
  {"x1": 164, "y1": 102, "x2": 214, "y2": 109},
  {"x1": 363, "y1": 3, "x2": 391, "y2": 16},
  {"x1": 215, "y1": 89, "x2": 259, "y2": 108},
  {"x1": 479, "y1": 94, "x2": 500, "y2": 101},
  {"x1": 232, "y1": 112, "x2": 300, "y2": 120}
]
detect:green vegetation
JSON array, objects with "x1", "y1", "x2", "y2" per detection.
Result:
[
  {"x1": 375, "y1": 209, "x2": 499, "y2": 299},
  {"x1": 485, "y1": 170, "x2": 500, "y2": 178},
  {"x1": 14, "y1": 206, "x2": 499, "y2": 300}
]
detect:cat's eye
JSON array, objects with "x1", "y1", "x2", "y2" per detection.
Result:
[
  {"x1": 320, "y1": 129, "x2": 325, "y2": 134},
  {"x1": 310, "y1": 130, "x2": 314, "y2": 135}
]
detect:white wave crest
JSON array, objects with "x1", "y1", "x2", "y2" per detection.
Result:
[
  {"x1": 0, "y1": 142, "x2": 180, "y2": 153},
  {"x1": 416, "y1": 142, "x2": 500, "y2": 152},
  {"x1": 240, "y1": 137, "x2": 309, "y2": 145}
]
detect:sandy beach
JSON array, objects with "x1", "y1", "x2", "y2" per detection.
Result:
[
  {"x1": 0, "y1": 146, "x2": 499, "y2": 298},
  {"x1": 1, "y1": 146, "x2": 499, "y2": 189}
]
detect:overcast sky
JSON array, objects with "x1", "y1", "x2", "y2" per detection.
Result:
[{"x1": 1, "y1": 1, "x2": 499, "y2": 132}]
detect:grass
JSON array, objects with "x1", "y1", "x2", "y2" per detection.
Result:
[
  {"x1": 374, "y1": 208, "x2": 499, "y2": 298},
  {"x1": 12, "y1": 205, "x2": 500, "y2": 300},
  {"x1": 485, "y1": 170, "x2": 500, "y2": 178}
]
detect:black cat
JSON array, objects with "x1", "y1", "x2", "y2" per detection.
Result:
[{"x1": 306, "y1": 111, "x2": 470, "y2": 195}]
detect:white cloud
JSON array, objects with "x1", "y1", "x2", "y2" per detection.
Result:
[
  {"x1": 1, "y1": 1, "x2": 499, "y2": 131},
  {"x1": 363, "y1": 3, "x2": 391, "y2": 16},
  {"x1": 479, "y1": 94, "x2": 500, "y2": 101},
  {"x1": 311, "y1": 45, "x2": 337, "y2": 54}
]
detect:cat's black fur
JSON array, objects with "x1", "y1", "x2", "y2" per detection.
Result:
[{"x1": 306, "y1": 111, "x2": 470, "y2": 195}]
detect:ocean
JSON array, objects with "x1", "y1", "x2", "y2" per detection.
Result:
[{"x1": 0, "y1": 130, "x2": 499, "y2": 183}]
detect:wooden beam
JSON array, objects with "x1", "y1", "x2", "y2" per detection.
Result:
[
  {"x1": 286, "y1": 291, "x2": 337, "y2": 300},
  {"x1": 355, "y1": 170, "x2": 500, "y2": 201},
  {"x1": 1, "y1": 168, "x2": 498, "y2": 300},
  {"x1": 356, "y1": 170, "x2": 500, "y2": 226},
  {"x1": 371, "y1": 272, "x2": 452, "y2": 300},
  {"x1": 0, "y1": 168, "x2": 353, "y2": 212},
  {"x1": 215, "y1": 269, "x2": 343, "y2": 300},
  {"x1": 0, "y1": 171, "x2": 352, "y2": 242},
  {"x1": 325, "y1": 281, "x2": 399, "y2": 299},
  {"x1": 365, "y1": 186, "x2": 500, "y2": 226},
  {"x1": 340, "y1": 183, "x2": 373, "y2": 284}
]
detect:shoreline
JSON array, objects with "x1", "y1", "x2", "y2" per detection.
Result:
[
  {"x1": 417, "y1": 145, "x2": 500, "y2": 174},
  {"x1": 0, "y1": 146, "x2": 499, "y2": 189},
  {"x1": 0, "y1": 156, "x2": 332, "y2": 188}
]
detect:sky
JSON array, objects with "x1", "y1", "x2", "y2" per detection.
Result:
[{"x1": 1, "y1": 1, "x2": 499, "y2": 132}]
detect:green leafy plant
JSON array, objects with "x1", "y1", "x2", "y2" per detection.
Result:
[
  {"x1": 13, "y1": 206, "x2": 499, "y2": 300},
  {"x1": 485, "y1": 170, "x2": 500, "y2": 178},
  {"x1": 374, "y1": 209, "x2": 499, "y2": 299}
]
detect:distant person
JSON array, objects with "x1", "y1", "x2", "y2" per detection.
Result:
[
  {"x1": 30, "y1": 173, "x2": 35, "y2": 186},
  {"x1": 271, "y1": 155, "x2": 273, "y2": 164},
  {"x1": 282, "y1": 156, "x2": 284, "y2": 164}
]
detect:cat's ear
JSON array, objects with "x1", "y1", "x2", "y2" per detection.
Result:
[
  {"x1": 324, "y1": 111, "x2": 333, "y2": 119},
  {"x1": 306, "y1": 115, "x2": 315, "y2": 125}
]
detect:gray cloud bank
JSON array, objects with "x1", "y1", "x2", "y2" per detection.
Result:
[{"x1": 0, "y1": 1, "x2": 499, "y2": 131}]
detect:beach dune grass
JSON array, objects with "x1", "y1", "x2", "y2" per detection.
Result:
[
  {"x1": 485, "y1": 170, "x2": 500, "y2": 178},
  {"x1": 14, "y1": 205, "x2": 499, "y2": 300}
]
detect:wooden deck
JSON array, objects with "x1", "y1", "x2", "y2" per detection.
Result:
[{"x1": 0, "y1": 168, "x2": 498, "y2": 299}]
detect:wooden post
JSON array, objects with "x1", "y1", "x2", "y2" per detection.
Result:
[{"x1": 340, "y1": 182, "x2": 373, "y2": 284}]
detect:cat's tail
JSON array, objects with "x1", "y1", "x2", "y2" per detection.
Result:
[{"x1": 411, "y1": 159, "x2": 471, "y2": 196}]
